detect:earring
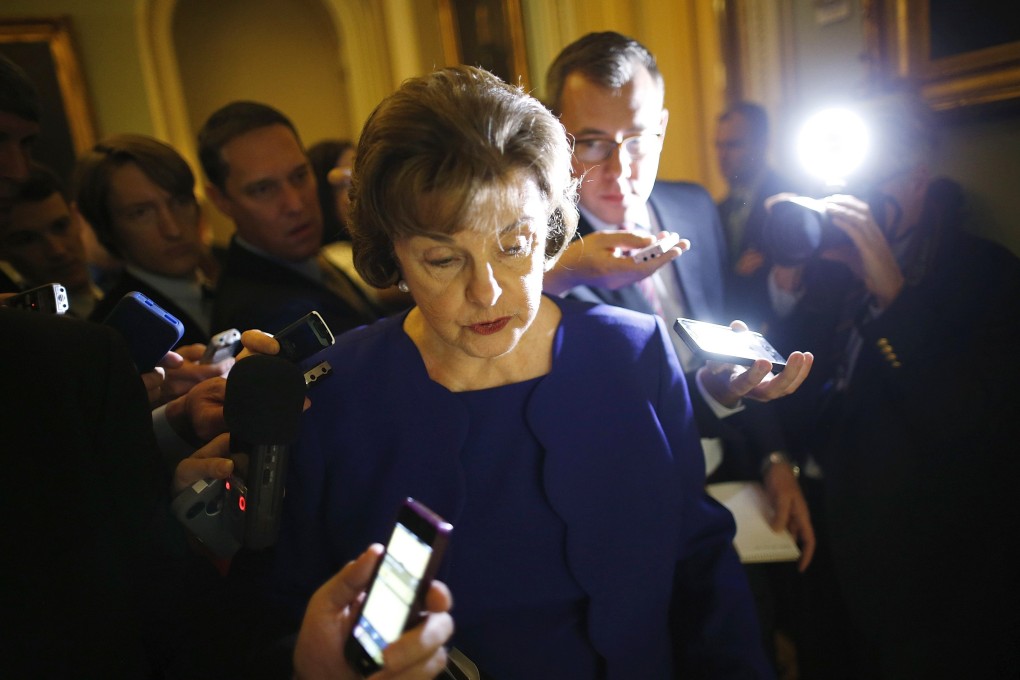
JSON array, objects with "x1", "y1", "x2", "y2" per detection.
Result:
[{"x1": 397, "y1": 280, "x2": 410, "y2": 293}]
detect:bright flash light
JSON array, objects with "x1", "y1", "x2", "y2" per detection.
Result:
[{"x1": 796, "y1": 108, "x2": 869, "y2": 187}]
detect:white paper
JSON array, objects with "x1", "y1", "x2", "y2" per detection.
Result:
[{"x1": 707, "y1": 481, "x2": 801, "y2": 563}]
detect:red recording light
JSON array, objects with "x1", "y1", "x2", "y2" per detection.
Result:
[{"x1": 238, "y1": 496, "x2": 246, "y2": 512}]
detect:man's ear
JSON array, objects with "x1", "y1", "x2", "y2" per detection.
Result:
[{"x1": 205, "y1": 182, "x2": 234, "y2": 219}]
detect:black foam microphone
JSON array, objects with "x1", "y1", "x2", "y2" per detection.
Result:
[{"x1": 224, "y1": 354, "x2": 306, "y2": 550}]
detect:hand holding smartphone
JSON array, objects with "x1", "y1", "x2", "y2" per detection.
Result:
[
  {"x1": 345, "y1": 498, "x2": 452, "y2": 675},
  {"x1": 102, "y1": 291, "x2": 185, "y2": 371},
  {"x1": 674, "y1": 317, "x2": 787, "y2": 371}
]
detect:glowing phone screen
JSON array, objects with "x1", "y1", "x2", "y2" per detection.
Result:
[{"x1": 352, "y1": 521, "x2": 433, "y2": 665}]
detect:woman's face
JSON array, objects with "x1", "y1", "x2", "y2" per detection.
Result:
[{"x1": 393, "y1": 174, "x2": 550, "y2": 361}]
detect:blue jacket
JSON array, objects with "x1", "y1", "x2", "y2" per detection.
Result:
[{"x1": 274, "y1": 297, "x2": 770, "y2": 678}]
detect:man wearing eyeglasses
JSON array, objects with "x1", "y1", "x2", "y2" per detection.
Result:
[{"x1": 543, "y1": 32, "x2": 815, "y2": 672}]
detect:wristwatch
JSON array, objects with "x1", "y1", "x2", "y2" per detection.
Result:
[{"x1": 761, "y1": 451, "x2": 801, "y2": 479}]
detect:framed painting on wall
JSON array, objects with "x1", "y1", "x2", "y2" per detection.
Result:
[
  {"x1": 437, "y1": 0, "x2": 530, "y2": 89},
  {"x1": 864, "y1": 0, "x2": 1020, "y2": 111},
  {"x1": 0, "y1": 16, "x2": 97, "y2": 186}
]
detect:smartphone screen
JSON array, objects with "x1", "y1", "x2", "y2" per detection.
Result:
[{"x1": 347, "y1": 499, "x2": 451, "y2": 673}]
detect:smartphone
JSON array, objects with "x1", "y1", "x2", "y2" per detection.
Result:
[
  {"x1": 274, "y1": 310, "x2": 335, "y2": 363},
  {"x1": 345, "y1": 498, "x2": 453, "y2": 675},
  {"x1": 673, "y1": 317, "x2": 787, "y2": 371},
  {"x1": 200, "y1": 328, "x2": 242, "y2": 364},
  {"x1": 102, "y1": 291, "x2": 185, "y2": 371},
  {"x1": 630, "y1": 232, "x2": 681, "y2": 263},
  {"x1": 3, "y1": 282, "x2": 69, "y2": 314}
]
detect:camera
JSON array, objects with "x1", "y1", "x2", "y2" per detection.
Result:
[
  {"x1": 762, "y1": 188, "x2": 895, "y2": 267},
  {"x1": 761, "y1": 196, "x2": 849, "y2": 266},
  {"x1": 761, "y1": 107, "x2": 872, "y2": 266}
]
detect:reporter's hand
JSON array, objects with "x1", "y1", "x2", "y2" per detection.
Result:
[
  {"x1": 141, "y1": 364, "x2": 169, "y2": 405},
  {"x1": 160, "y1": 344, "x2": 235, "y2": 403},
  {"x1": 164, "y1": 376, "x2": 227, "y2": 445},
  {"x1": 763, "y1": 461, "x2": 815, "y2": 571},
  {"x1": 698, "y1": 320, "x2": 814, "y2": 406},
  {"x1": 236, "y1": 329, "x2": 281, "y2": 360},
  {"x1": 822, "y1": 194, "x2": 905, "y2": 309},
  {"x1": 294, "y1": 544, "x2": 454, "y2": 680},
  {"x1": 172, "y1": 432, "x2": 233, "y2": 494},
  {"x1": 543, "y1": 229, "x2": 689, "y2": 295}
]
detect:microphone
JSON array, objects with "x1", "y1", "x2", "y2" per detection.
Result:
[{"x1": 224, "y1": 354, "x2": 306, "y2": 550}]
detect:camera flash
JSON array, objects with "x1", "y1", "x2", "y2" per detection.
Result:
[{"x1": 797, "y1": 108, "x2": 869, "y2": 187}]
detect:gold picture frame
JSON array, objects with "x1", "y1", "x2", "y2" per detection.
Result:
[
  {"x1": 864, "y1": 0, "x2": 1020, "y2": 111},
  {"x1": 437, "y1": 0, "x2": 530, "y2": 89},
  {"x1": 0, "y1": 16, "x2": 97, "y2": 183}
]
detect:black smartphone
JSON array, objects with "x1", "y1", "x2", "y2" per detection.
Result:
[
  {"x1": 274, "y1": 310, "x2": 335, "y2": 362},
  {"x1": 673, "y1": 317, "x2": 787, "y2": 371},
  {"x1": 345, "y1": 498, "x2": 453, "y2": 675},
  {"x1": 3, "y1": 282, "x2": 69, "y2": 314},
  {"x1": 200, "y1": 327, "x2": 242, "y2": 364},
  {"x1": 102, "y1": 291, "x2": 185, "y2": 371}
]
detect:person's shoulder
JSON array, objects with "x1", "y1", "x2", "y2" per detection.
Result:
[
  {"x1": 321, "y1": 311, "x2": 406, "y2": 363},
  {"x1": 218, "y1": 241, "x2": 285, "y2": 283},
  {"x1": 87, "y1": 272, "x2": 140, "y2": 322},
  {"x1": 555, "y1": 296, "x2": 660, "y2": 340},
  {"x1": 0, "y1": 310, "x2": 129, "y2": 368},
  {"x1": 651, "y1": 179, "x2": 714, "y2": 204}
]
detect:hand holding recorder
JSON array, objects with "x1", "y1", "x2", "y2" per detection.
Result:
[
  {"x1": 1, "y1": 282, "x2": 69, "y2": 314},
  {"x1": 543, "y1": 229, "x2": 688, "y2": 294}
]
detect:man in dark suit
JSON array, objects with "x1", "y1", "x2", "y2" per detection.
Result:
[
  {"x1": 771, "y1": 93, "x2": 1020, "y2": 679},
  {"x1": 198, "y1": 101, "x2": 382, "y2": 336},
  {"x1": 1, "y1": 52, "x2": 216, "y2": 679},
  {"x1": 715, "y1": 102, "x2": 800, "y2": 332},
  {"x1": 0, "y1": 163, "x2": 102, "y2": 318},
  {"x1": 542, "y1": 30, "x2": 812, "y2": 531},
  {"x1": 541, "y1": 33, "x2": 815, "y2": 670},
  {"x1": 1, "y1": 55, "x2": 41, "y2": 292},
  {"x1": 76, "y1": 134, "x2": 213, "y2": 346}
]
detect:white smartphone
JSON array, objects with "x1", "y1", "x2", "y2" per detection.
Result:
[
  {"x1": 630, "y1": 232, "x2": 681, "y2": 263},
  {"x1": 673, "y1": 317, "x2": 787, "y2": 371}
]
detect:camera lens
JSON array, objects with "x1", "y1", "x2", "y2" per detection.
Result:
[{"x1": 762, "y1": 200, "x2": 825, "y2": 266}]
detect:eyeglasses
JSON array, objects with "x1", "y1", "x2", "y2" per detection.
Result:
[{"x1": 571, "y1": 132, "x2": 664, "y2": 164}]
